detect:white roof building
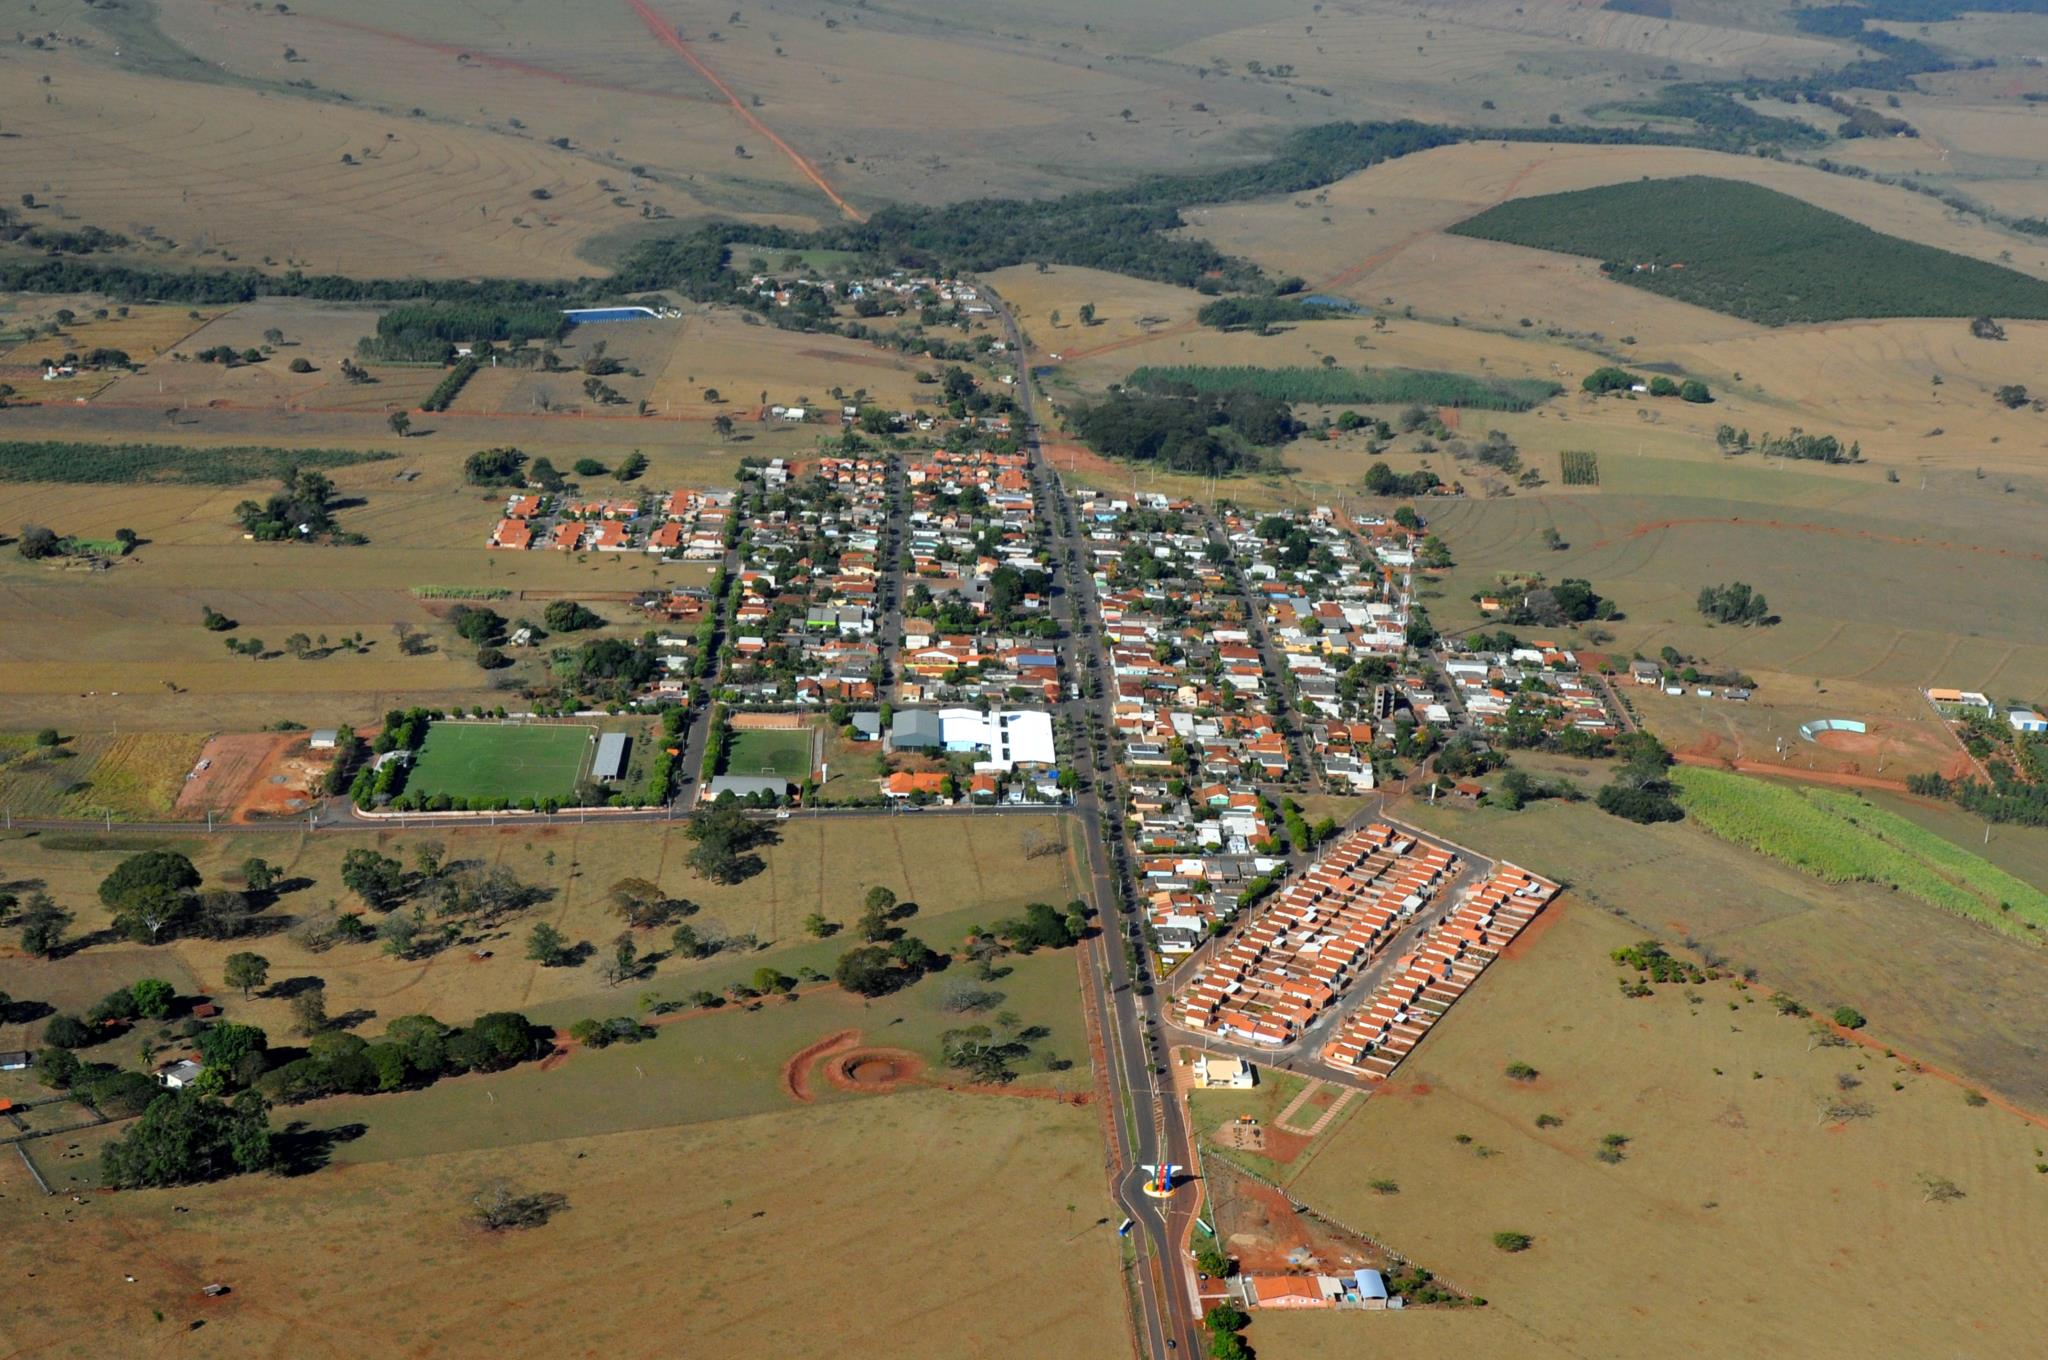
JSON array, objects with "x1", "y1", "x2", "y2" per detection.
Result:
[{"x1": 937, "y1": 708, "x2": 1056, "y2": 771}]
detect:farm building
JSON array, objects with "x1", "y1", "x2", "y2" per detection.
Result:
[
  {"x1": 591, "y1": 732, "x2": 630, "y2": 782},
  {"x1": 0, "y1": 1051, "x2": 30, "y2": 1072},
  {"x1": 2010, "y1": 709, "x2": 2048, "y2": 734},
  {"x1": 309, "y1": 729, "x2": 340, "y2": 750},
  {"x1": 1926, "y1": 687, "x2": 1995, "y2": 717},
  {"x1": 156, "y1": 1059, "x2": 204, "y2": 1088}
]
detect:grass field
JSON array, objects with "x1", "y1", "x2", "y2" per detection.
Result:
[
  {"x1": 0, "y1": 730, "x2": 201, "y2": 819},
  {"x1": 405, "y1": 723, "x2": 595, "y2": 804},
  {"x1": 1389, "y1": 792, "x2": 2048, "y2": 1109},
  {"x1": 724, "y1": 727, "x2": 815, "y2": 781},
  {"x1": 1253, "y1": 899, "x2": 2048, "y2": 1360},
  {"x1": 0, "y1": 1090, "x2": 1123, "y2": 1360},
  {"x1": 1672, "y1": 766, "x2": 2048, "y2": 938}
]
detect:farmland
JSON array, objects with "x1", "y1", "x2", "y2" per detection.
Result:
[
  {"x1": 1447, "y1": 176, "x2": 2048, "y2": 325},
  {"x1": 1671, "y1": 766, "x2": 2048, "y2": 937},
  {"x1": 1126, "y1": 365, "x2": 1560, "y2": 411},
  {"x1": 1254, "y1": 900, "x2": 2048, "y2": 1360}
]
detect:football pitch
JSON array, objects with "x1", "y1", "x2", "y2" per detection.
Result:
[
  {"x1": 724, "y1": 727, "x2": 815, "y2": 780},
  {"x1": 407, "y1": 723, "x2": 594, "y2": 803}
]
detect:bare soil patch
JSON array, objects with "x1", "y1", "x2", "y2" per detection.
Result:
[
  {"x1": 822, "y1": 1046, "x2": 927, "y2": 1094},
  {"x1": 782, "y1": 1029, "x2": 860, "y2": 1103}
]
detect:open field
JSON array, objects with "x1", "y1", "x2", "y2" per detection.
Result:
[
  {"x1": 1389, "y1": 793, "x2": 2048, "y2": 1109},
  {"x1": 406, "y1": 721, "x2": 596, "y2": 805},
  {"x1": 0, "y1": 813, "x2": 1081, "y2": 1049},
  {"x1": 724, "y1": 726, "x2": 815, "y2": 781},
  {"x1": 0, "y1": 730, "x2": 202, "y2": 820},
  {"x1": 0, "y1": 1089, "x2": 1123, "y2": 1360},
  {"x1": 1256, "y1": 898, "x2": 2048, "y2": 1360}
]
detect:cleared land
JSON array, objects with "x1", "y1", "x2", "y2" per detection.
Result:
[
  {"x1": 405, "y1": 722, "x2": 595, "y2": 805},
  {"x1": 1255, "y1": 898, "x2": 2048, "y2": 1360}
]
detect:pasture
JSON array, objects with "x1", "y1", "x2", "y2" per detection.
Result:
[
  {"x1": 1262, "y1": 900, "x2": 2048, "y2": 1360},
  {"x1": 724, "y1": 727, "x2": 816, "y2": 782},
  {"x1": 1390, "y1": 793, "x2": 2048, "y2": 1109},
  {"x1": 0, "y1": 730, "x2": 200, "y2": 820},
  {"x1": 0, "y1": 812, "x2": 1082, "y2": 1049},
  {"x1": 0, "y1": 1091, "x2": 1123, "y2": 1360},
  {"x1": 405, "y1": 722, "x2": 595, "y2": 805}
]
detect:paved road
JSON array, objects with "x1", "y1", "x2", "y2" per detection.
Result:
[{"x1": 995, "y1": 289, "x2": 1204, "y2": 1360}]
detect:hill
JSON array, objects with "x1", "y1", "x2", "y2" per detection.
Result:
[{"x1": 1446, "y1": 176, "x2": 2048, "y2": 325}]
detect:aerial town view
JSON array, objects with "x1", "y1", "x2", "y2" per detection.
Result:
[{"x1": 4, "y1": 1, "x2": 2048, "y2": 1356}]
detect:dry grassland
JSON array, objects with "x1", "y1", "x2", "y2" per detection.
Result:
[
  {"x1": 0, "y1": 812, "x2": 1078, "y2": 1044},
  {"x1": 1391, "y1": 795, "x2": 2048, "y2": 1108},
  {"x1": 0, "y1": 731, "x2": 201, "y2": 819},
  {"x1": 0, "y1": 41, "x2": 719, "y2": 279},
  {"x1": 0, "y1": 1091, "x2": 1123, "y2": 1360},
  {"x1": 1259, "y1": 898, "x2": 2048, "y2": 1358},
  {"x1": 639, "y1": 307, "x2": 933, "y2": 415}
]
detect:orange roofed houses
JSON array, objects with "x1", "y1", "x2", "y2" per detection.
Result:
[{"x1": 882, "y1": 771, "x2": 950, "y2": 801}]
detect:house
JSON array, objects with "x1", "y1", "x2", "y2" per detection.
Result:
[
  {"x1": 2010, "y1": 709, "x2": 2048, "y2": 734},
  {"x1": 890, "y1": 709, "x2": 944, "y2": 752},
  {"x1": 308, "y1": 729, "x2": 340, "y2": 751},
  {"x1": 1628, "y1": 659, "x2": 1662, "y2": 686},
  {"x1": 155, "y1": 1058, "x2": 204, "y2": 1088},
  {"x1": 1241, "y1": 1276, "x2": 1329, "y2": 1309},
  {"x1": 849, "y1": 712, "x2": 883, "y2": 742},
  {"x1": 1192, "y1": 1055, "x2": 1255, "y2": 1089},
  {"x1": 0, "y1": 1051, "x2": 29, "y2": 1072},
  {"x1": 1926, "y1": 687, "x2": 1995, "y2": 717},
  {"x1": 882, "y1": 771, "x2": 950, "y2": 800},
  {"x1": 491, "y1": 518, "x2": 534, "y2": 551}
]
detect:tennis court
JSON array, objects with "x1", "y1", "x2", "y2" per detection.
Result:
[
  {"x1": 407, "y1": 723, "x2": 594, "y2": 803},
  {"x1": 724, "y1": 727, "x2": 815, "y2": 780}
]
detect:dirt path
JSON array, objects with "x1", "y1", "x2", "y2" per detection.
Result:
[
  {"x1": 623, "y1": 0, "x2": 865, "y2": 222},
  {"x1": 780, "y1": 1028, "x2": 861, "y2": 1102},
  {"x1": 1274, "y1": 1081, "x2": 1354, "y2": 1137},
  {"x1": 1673, "y1": 750, "x2": 1914, "y2": 795}
]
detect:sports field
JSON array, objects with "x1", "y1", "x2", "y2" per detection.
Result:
[
  {"x1": 406, "y1": 723, "x2": 593, "y2": 803},
  {"x1": 725, "y1": 727, "x2": 815, "y2": 781}
]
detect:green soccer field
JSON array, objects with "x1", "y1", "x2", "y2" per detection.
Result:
[
  {"x1": 724, "y1": 727, "x2": 814, "y2": 780},
  {"x1": 407, "y1": 723, "x2": 595, "y2": 803}
]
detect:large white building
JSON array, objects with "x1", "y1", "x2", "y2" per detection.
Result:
[{"x1": 937, "y1": 708, "x2": 1056, "y2": 771}]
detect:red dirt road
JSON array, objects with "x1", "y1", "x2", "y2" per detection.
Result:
[
  {"x1": 623, "y1": 0, "x2": 865, "y2": 222},
  {"x1": 1673, "y1": 750, "x2": 1915, "y2": 795}
]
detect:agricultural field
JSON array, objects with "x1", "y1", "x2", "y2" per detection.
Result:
[
  {"x1": 1253, "y1": 899, "x2": 2048, "y2": 1360},
  {"x1": 404, "y1": 722, "x2": 599, "y2": 805},
  {"x1": 1447, "y1": 177, "x2": 2048, "y2": 325},
  {"x1": 1391, "y1": 793, "x2": 2048, "y2": 1109},
  {"x1": 0, "y1": 730, "x2": 202, "y2": 820}
]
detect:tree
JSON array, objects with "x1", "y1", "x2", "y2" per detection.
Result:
[
  {"x1": 833, "y1": 944, "x2": 902, "y2": 997},
  {"x1": 18, "y1": 892, "x2": 72, "y2": 958},
  {"x1": 223, "y1": 952, "x2": 270, "y2": 999},
  {"x1": 131, "y1": 978, "x2": 176, "y2": 1020},
  {"x1": 1995, "y1": 384, "x2": 2029, "y2": 410},
  {"x1": 598, "y1": 935, "x2": 640, "y2": 987},
  {"x1": 16, "y1": 525, "x2": 62, "y2": 560},
  {"x1": 193, "y1": 888, "x2": 256, "y2": 940},
  {"x1": 1492, "y1": 1230, "x2": 1534, "y2": 1252},
  {"x1": 100, "y1": 1089, "x2": 275, "y2": 1188},
  {"x1": 195, "y1": 1021, "x2": 269, "y2": 1076},
  {"x1": 542, "y1": 599, "x2": 604, "y2": 633},
  {"x1": 684, "y1": 801, "x2": 769, "y2": 884},
  {"x1": 340, "y1": 848, "x2": 407, "y2": 909},
  {"x1": 388, "y1": 410, "x2": 412, "y2": 438},
  {"x1": 289, "y1": 983, "x2": 329, "y2": 1037},
  {"x1": 857, "y1": 885, "x2": 898, "y2": 941},
  {"x1": 801, "y1": 911, "x2": 834, "y2": 939},
  {"x1": 445, "y1": 1012, "x2": 537, "y2": 1073},
  {"x1": 1696, "y1": 581, "x2": 1771, "y2": 626},
  {"x1": 527, "y1": 922, "x2": 569, "y2": 966},
  {"x1": 614, "y1": 450, "x2": 649, "y2": 482},
  {"x1": 99, "y1": 850, "x2": 201, "y2": 944},
  {"x1": 239, "y1": 857, "x2": 280, "y2": 894},
  {"x1": 608, "y1": 877, "x2": 674, "y2": 928},
  {"x1": 712, "y1": 413, "x2": 735, "y2": 440},
  {"x1": 42, "y1": 1014, "x2": 94, "y2": 1049}
]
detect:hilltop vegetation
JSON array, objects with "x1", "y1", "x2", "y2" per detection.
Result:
[
  {"x1": 1069, "y1": 390, "x2": 1297, "y2": 475},
  {"x1": 1128, "y1": 366, "x2": 1560, "y2": 412},
  {"x1": 1448, "y1": 177, "x2": 2048, "y2": 325}
]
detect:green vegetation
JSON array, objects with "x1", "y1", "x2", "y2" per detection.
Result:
[
  {"x1": 404, "y1": 722, "x2": 594, "y2": 807},
  {"x1": 418, "y1": 355, "x2": 482, "y2": 412},
  {"x1": 360, "y1": 302, "x2": 567, "y2": 363},
  {"x1": 1491, "y1": 1230, "x2": 1534, "y2": 1252},
  {"x1": 0, "y1": 441, "x2": 390, "y2": 485},
  {"x1": 1128, "y1": 365, "x2": 1559, "y2": 412},
  {"x1": 1194, "y1": 296, "x2": 1336, "y2": 331},
  {"x1": 1448, "y1": 178, "x2": 2048, "y2": 325},
  {"x1": 1068, "y1": 390, "x2": 1297, "y2": 475},
  {"x1": 1697, "y1": 581, "x2": 1772, "y2": 626},
  {"x1": 1560, "y1": 450, "x2": 1599, "y2": 485},
  {"x1": 724, "y1": 728, "x2": 813, "y2": 781},
  {"x1": 1595, "y1": 733, "x2": 1684, "y2": 825},
  {"x1": 1673, "y1": 769, "x2": 2048, "y2": 936}
]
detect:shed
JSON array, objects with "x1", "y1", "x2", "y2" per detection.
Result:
[
  {"x1": 591, "y1": 732, "x2": 630, "y2": 782},
  {"x1": 308, "y1": 729, "x2": 340, "y2": 750},
  {"x1": 156, "y1": 1058, "x2": 204, "y2": 1089},
  {"x1": 704, "y1": 775, "x2": 790, "y2": 801},
  {"x1": 0, "y1": 1051, "x2": 30, "y2": 1072},
  {"x1": 849, "y1": 712, "x2": 883, "y2": 742}
]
